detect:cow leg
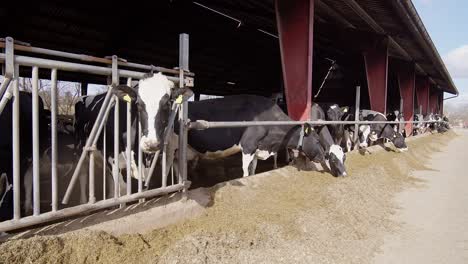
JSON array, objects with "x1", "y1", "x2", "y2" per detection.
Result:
[
  {"x1": 273, "y1": 153, "x2": 278, "y2": 169},
  {"x1": 23, "y1": 162, "x2": 33, "y2": 215},
  {"x1": 250, "y1": 155, "x2": 258, "y2": 175},
  {"x1": 241, "y1": 152, "x2": 255, "y2": 177},
  {"x1": 79, "y1": 163, "x2": 88, "y2": 204}
]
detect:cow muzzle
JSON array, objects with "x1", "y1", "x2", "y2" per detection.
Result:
[
  {"x1": 396, "y1": 147, "x2": 408, "y2": 153},
  {"x1": 140, "y1": 136, "x2": 160, "y2": 153}
]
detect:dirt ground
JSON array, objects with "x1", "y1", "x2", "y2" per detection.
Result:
[
  {"x1": 374, "y1": 129, "x2": 468, "y2": 264},
  {"x1": 0, "y1": 130, "x2": 462, "y2": 264}
]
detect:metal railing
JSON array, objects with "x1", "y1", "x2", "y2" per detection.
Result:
[{"x1": 0, "y1": 35, "x2": 192, "y2": 232}]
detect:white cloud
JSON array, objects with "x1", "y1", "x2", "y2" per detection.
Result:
[{"x1": 444, "y1": 45, "x2": 468, "y2": 79}]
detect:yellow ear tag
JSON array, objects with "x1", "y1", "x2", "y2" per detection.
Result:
[
  {"x1": 123, "y1": 94, "x2": 132, "y2": 103},
  {"x1": 175, "y1": 95, "x2": 183, "y2": 104},
  {"x1": 305, "y1": 127, "x2": 310, "y2": 134}
]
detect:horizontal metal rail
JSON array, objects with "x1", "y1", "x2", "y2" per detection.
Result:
[
  {"x1": 189, "y1": 120, "x2": 446, "y2": 130},
  {"x1": 0, "y1": 183, "x2": 188, "y2": 233},
  {"x1": 0, "y1": 53, "x2": 183, "y2": 83},
  {"x1": 0, "y1": 41, "x2": 194, "y2": 77}
]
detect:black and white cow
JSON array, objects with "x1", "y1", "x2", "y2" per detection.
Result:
[
  {"x1": 340, "y1": 109, "x2": 408, "y2": 152},
  {"x1": 311, "y1": 103, "x2": 347, "y2": 177},
  {"x1": 0, "y1": 91, "x2": 49, "y2": 221},
  {"x1": 73, "y1": 85, "x2": 144, "y2": 202},
  {"x1": 135, "y1": 73, "x2": 326, "y2": 178},
  {"x1": 360, "y1": 110, "x2": 408, "y2": 151},
  {"x1": 386, "y1": 110, "x2": 405, "y2": 135},
  {"x1": 413, "y1": 114, "x2": 425, "y2": 135}
]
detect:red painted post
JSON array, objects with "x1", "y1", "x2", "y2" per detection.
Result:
[
  {"x1": 396, "y1": 62, "x2": 415, "y2": 136},
  {"x1": 439, "y1": 92, "x2": 444, "y2": 115},
  {"x1": 364, "y1": 38, "x2": 389, "y2": 114},
  {"x1": 429, "y1": 89, "x2": 439, "y2": 114},
  {"x1": 276, "y1": 0, "x2": 314, "y2": 121},
  {"x1": 415, "y1": 77, "x2": 430, "y2": 115}
]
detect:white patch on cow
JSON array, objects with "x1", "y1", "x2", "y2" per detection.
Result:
[
  {"x1": 330, "y1": 105, "x2": 337, "y2": 109},
  {"x1": 255, "y1": 149, "x2": 275, "y2": 160},
  {"x1": 138, "y1": 73, "x2": 175, "y2": 153},
  {"x1": 359, "y1": 125, "x2": 371, "y2": 147},
  {"x1": 375, "y1": 112, "x2": 386, "y2": 119},
  {"x1": 199, "y1": 144, "x2": 241, "y2": 160},
  {"x1": 242, "y1": 153, "x2": 255, "y2": 177},
  {"x1": 346, "y1": 135, "x2": 353, "y2": 152},
  {"x1": 329, "y1": 144, "x2": 344, "y2": 163}
]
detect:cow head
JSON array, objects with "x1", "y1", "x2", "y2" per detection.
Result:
[
  {"x1": 137, "y1": 73, "x2": 193, "y2": 153},
  {"x1": 325, "y1": 144, "x2": 347, "y2": 177},
  {"x1": 300, "y1": 124, "x2": 326, "y2": 164},
  {"x1": 326, "y1": 104, "x2": 349, "y2": 142}
]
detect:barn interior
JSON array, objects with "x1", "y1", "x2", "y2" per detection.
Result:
[{"x1": 1, "y1": 0, "x2": 457, "y2": 112}]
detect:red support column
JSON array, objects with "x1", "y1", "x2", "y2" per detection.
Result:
[
  {"x1": 276, "y1": 0, "x2": 314, "y2": 121},
  {"x1": 429, "y1": 89, "x2": 439, "y2": 114},
  {"x1": 364, "y1": 37, "x2": 389, "y2": 114},
  {"x1": 439, "y1": 92, "x2": 444, "y2": 115},
  {"x1": 415, "y1": 77, "x2": 430, "y2": 115},
  {"x1": 396, "y1": 62, "x2": 415, "y2": 136}
]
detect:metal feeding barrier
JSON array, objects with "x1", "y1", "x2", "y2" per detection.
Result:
[
  {"x1": 0, "y1": 35, "x2": 445, "y2": 233},
  {"x1": 0, "y1": 35, "x2": 193, "y2": 232}
]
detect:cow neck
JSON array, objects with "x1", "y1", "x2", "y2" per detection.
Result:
[{"x1": 281, "y1": 125, "x2": 302, "y2": 149}]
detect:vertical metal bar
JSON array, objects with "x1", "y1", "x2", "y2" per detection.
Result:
[
  {"x1": 178, "y1": 34, "x2": 189, "y2": 191},
  {"x1": 80, "y1": 82, "x2": 88, "y2": 96},
  {"x1": 138, "y1": 121, "x2": 143, "y2": 195},
  {"x1": 12, "y1": 63, "x2": 20, "y2": 220},
  {"x1": 162, "y1": 144, "x2": 167, "y2": 188},
  {"x1": 89, "y1": 150, "x2": 96, "y2": 203},
  {"x1": 171, "y1": 165, "x2": 174, "y2": 185},
  {"x1": 50, "y1": 68, "x2": 58, "y2": 212},
  {"x1": 179, "y1": 34, "x2": 190, "y2": 71},
  {"x1": 103, "y1": 123, "x2": 107, "y2": 200},
  {"x1": 111, "y1": 55, "x2": 120, "y2": 199},
  {"x1": 353, "y1": 86, "x2": 361, "y2": 149},
  {"x1": 419, "y1": 105, "x2": 422, "y2": 115},
  {"x1": 399, "y1": 98, "x2": 404, "y2": 133},
  {"x1": 112, "y1": 55, "x2": 119, "y2": 85},
  {"x1": 114, "y1": 98, "x2": 120, "y2": 198},
  {"x1": 126, "y1": 77, "x2": 132, "y2": 196},
  {"x1": 32, "y1": 66, "x2": 40, "y2": 216}
]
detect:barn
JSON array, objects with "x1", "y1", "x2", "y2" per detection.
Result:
[{"x1": 0, "y1": 0, "x2": 458, "y2": 232}]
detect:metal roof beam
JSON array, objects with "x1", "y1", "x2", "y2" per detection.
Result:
[
  {"x1": 341, "y1": 0, "x2": 436, "y2": 86},
  {"x1": 316, "y1": 0, "x2": 355, "y2": 28}
]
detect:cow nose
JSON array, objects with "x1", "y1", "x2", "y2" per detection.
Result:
[
  {"x1": 359, "y1": 142, "x2": 368, "y2": 148},
  {"x1": 341, "y1": 172, "x2": 347, "y2": 177},
  {"x1": 140, "y1": 136, "x2": 160, "y2": 153}
]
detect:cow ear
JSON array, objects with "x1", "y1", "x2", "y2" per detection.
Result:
[
  {"x1": 341, "y1": 106, "x2": 349, "y2": 113},
  {"x1": 112, "y1": 85, "x2": 138, "y2": 103},
  {"x1": 172, "y1": 88, "x2": 194, "y2": 103}
]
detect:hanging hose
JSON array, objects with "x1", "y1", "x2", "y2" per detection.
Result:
[{"x1": 314, "y1": 59, "x2": 336, "y2": 99}]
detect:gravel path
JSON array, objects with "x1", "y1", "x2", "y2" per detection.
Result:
[
  {"x1": 0, "y1": 130, "x2": 460, "y2": 264},
  {"x1": 374, "y1": 129, "x2": 468, "y2": 264}
]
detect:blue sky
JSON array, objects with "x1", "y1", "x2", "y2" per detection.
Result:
[{"x1": 413, "y1": 0, "x2": 468, "y2": 106}]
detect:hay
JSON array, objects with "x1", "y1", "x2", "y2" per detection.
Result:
[{"x1": 0, "y1": 131, "x2": 457, "y2": 264}]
